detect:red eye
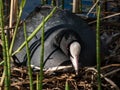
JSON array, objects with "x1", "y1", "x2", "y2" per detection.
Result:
[{"x1": 66, "y1": 45, "x2": 68, "y2": 49}]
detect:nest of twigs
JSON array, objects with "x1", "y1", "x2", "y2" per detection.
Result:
[{"x1": 0, "y1": 64, "x2": 119, "y2": 90}]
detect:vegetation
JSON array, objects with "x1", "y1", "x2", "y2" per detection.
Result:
[{"x1": 0, "y1": 0, "x2": 120, "y2": 90}]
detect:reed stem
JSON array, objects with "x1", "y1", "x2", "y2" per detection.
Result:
[
  {"x1": 12, "y1": 7, "x2": 57, "y2": 56},
  {"x1": 39, "y1": 17, "x2": 45, "y2": 90},
  {"x1": 96, "y1": 2, "x2": 101, "y2": 90},
  {"x1": 23, "y1": 22, "x2": 33, "y2": 90},
  {"x1": 0, "y1": 1, "x2": 10, "y2": 89}
]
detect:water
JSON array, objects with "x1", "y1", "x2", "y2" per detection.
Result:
[
  {"x1": 21, "y1": 0, "x2": 94, "y2": 19},
  {"x1": 21, "y1": 0, "x2": 40, "y2": 19}
]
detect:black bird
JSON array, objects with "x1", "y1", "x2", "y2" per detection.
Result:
[{"x1": 13, "y1": 5, "x2": 96, "y2": 74}]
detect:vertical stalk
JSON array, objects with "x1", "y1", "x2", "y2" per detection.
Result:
[
  {"x1": 51, "y1": 0, "x2": 56, "y2": 6},
  {"x1": 65, "y1": 81, "x2": 70, "y2": 90},
  {"x1": 0, "y1": 0, "x2": 9, "y2": 90},
  {"x1": 41, "y1": 0, "x2": 44, "y2": 5},
  {"x1": 23, "y1": 22, "x2": 33, "y2": 90},
  {"x1": 9, "y1": 0, "x2": 18, "y2": 30},
  {"x1": 41, "y1": 0, "x2": 48, "y2": 5},
  {"x1": 72, "y1": 0, "x2": 80, "y2": 13},
  {"x1": 79, "y1": 0, "x2": 82, "y2": 13},
  {"x1": 13, "y1": 0, "x2": 18, "y2": 22},
  {"x1": 9, "y1": 0, "x2": 14, "y2": 29},
  {"x1": 61, "y1": 0, "x2": 64, "y2": 9},
  {"x1": 39, "y1": 17, "x2": 45, "y2": 90},
  {"x1": 36, "y1": 72, "x2": 39, "y2": 90},
  {"x1": 5, "y1": 35, "x2": 11, "y2": 89},
  {"x1": 96, "y1": 2, "x2": 101, "y2": 90},
  {"x1": 9, "y1": 0, "x2": 26, "y2": 54}
]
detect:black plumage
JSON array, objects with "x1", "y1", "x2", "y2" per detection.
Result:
[{"x1": 13, "y1": 5, "x2": 96, "y2": 73}]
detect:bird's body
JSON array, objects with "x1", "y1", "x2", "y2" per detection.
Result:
[{"x1": 13, "y1": 5, "x2": 96, "y2": 72}]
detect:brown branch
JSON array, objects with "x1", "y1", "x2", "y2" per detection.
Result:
[{"x1": 89, "y1": 12, "x2": 120, "y2": 24}]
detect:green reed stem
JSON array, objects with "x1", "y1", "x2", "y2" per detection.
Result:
[
  {"x1": 41, "y1": 0, "x2": 48, "y2": 5},
  {"x1": 51, "y1": 0, "x2": 56, "y2": 6},
  {"x1": 61, "y1": 0, "x2": 64, "y2": 9},
  {"x1": 41, "y1": 0, "x2": 45, "y2": 5},
  {"x1": 9, "y1": 0, "x2": 26, "y2": 55},
  {"x1": 23, "y1": 22, "x2": 33, "y2": 90},
  {"x1": 0, "y1": 0, "x2": 26, "y2": 66},
  {"x1": 65, "y1": 81, "x2": 70, "y2": 90},
  {"x1": 12, "y1": 7, "x2": 57, "y2": 56},
  {"x1": 0, "y1": 60, "x2": 4, "y2": 65},
  {"x1": 38, "y1": 17, "x2": 45, "y2": 90},
  {"x1": 5, "y1": 35, "x2": 11, "y2": 89},
  {"x1": 0, "y1": 0, "x2": 9, "y2": 89},
  {"x1": 96, "y1": 2, "x2": 101, "y2": 90}
]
